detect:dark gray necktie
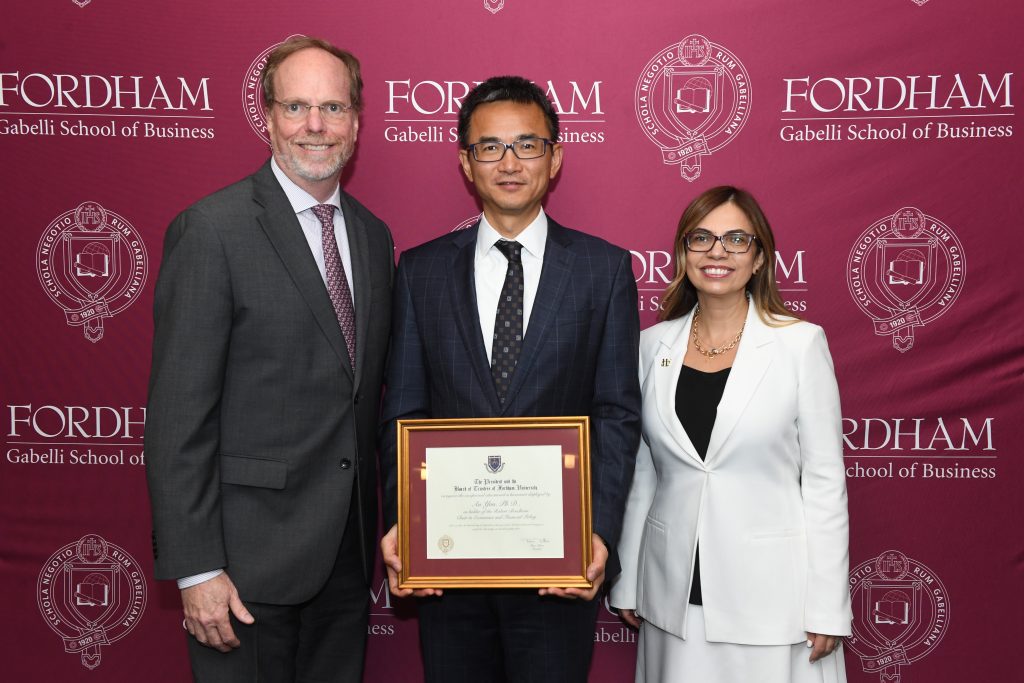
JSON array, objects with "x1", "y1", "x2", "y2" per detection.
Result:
[{"x1": 491, "y1": 240, "x2": 524, "y2": 404}]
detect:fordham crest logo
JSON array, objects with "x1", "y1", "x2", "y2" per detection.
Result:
[
  {"x1": 486, "y1": 454, "x2": 505, "y2": 473},
  {"x1": 847, "y1": 207, "x2": 965, "y2": 353},
  {"x1": 243, "y1": 35, "x2": 304, "y2": 143},
  {"x1": 450, "y1": 214, "x2": 482, "y2": 232},
  {"x1": 635, "y1": 34, "x2": 751, "y2": 181},
  {"x1": 72, "y1": 0, "x2": 92, "y2": 6},
  {"x1": 848, "y1": 550, "x2": 949, "y2": 682},
  {"x1": 484, "y1": 0, "x2": 505, "y2": 13},
  {"x1": 37, "y1": 534, "x2": 147, "y2": 670},
  {"x1": 36, "y1": 202, "x2": 149, "y2": 342}
]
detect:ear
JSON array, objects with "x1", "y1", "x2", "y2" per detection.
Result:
[
  {"x1": 754, "y1": 248, "x2": 766, "y2": 273},
  {"x1": 549, "y1": 142, "x2": 564, "y2": 179},
  {"x1": 458, "y1": 149, "x2": 474, "y2": 183}
]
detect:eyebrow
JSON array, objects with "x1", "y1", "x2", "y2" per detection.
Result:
[
  {"x1": 472, "y1": 134, "x2": 544, "y2": 143},
  {"x1": 692, "y1": 227, "x2": 750, "y2": 234}
]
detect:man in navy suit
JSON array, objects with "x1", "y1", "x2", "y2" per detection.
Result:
[{"x1": 379, "y1": 76, "x2": 641, "y2": 683}]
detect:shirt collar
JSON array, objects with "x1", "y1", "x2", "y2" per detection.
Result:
[
  {"x1": 475, "y1": 209, "x2": 548, "y2": 261},
  {"x1": 270, "y1": 157, "x2": 342, "y2": 215}
]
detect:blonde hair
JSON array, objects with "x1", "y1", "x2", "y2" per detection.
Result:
[{"x1": 660, "y1": 186, "x2": 796, "y2": 325}]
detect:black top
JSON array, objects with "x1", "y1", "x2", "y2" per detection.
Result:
[{"x1": 675, "y1": 364, "x2": 731, "y2": 605}]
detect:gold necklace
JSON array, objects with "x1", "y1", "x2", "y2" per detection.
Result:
[{"x1": 692, "y1": 305, "x2": 746, "y2": 358}]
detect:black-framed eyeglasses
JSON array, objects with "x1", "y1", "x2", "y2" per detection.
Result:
[
  {"x1": 272, "y1": 100, "x2": 354, "y2": 121},
  {"x1": 684, "y1": 230, "x2": 758, "y2": 254},
  {"x1": 466, "y1": 137, "x2": 554, "y2": 162}
]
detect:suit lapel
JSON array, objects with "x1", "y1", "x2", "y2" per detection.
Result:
[
  {"x1": 340, "y1": 193, "x2": 370, "y2": 389},
  {"x1": 704, "y1": 303, "x2": 774, "y2": 465},
  {"x1": 499, "y1": 222, "x2": 575, "y2": 413},
  {"x1": 653, "y1": 313, "x2": 704, "y2": 466},
  {"x1": 252, "y1": 163, "x2": 353, "y2": 378},
  {"x1": 447, "y1": 224, "x2": 503, "y2": 414}
]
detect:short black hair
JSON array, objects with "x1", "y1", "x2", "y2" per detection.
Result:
[{"x1": 457, "y1": 75, "x2": 560, "y2": 147}]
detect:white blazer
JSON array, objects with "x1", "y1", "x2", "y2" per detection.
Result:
[{"x1": 609, "y1": 304, "x2": 853, "y2": 644}]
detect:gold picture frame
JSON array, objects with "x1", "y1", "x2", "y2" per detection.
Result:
[{"x1": 397, "y1": 416, "x2": 592, "y2": 589}]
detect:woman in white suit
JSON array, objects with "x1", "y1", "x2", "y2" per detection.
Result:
[{"x1": 610, "y1": 187, "x2": 851, "y2": 682}]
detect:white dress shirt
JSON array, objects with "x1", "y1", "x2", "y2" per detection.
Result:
[
  {"x1": 177, "y1": 160, "x2": 354, "y2": 590},
  {"x1": 270, "y1": 158, "x2": 355, "y2": 294},
  {"x1": 474, "y1": 211, "x2": 547, "y2": 362}
]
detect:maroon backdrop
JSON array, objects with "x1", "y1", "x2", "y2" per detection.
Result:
[{"x1": 2, "y1": 1, "x2": 1021, "y2": 681}]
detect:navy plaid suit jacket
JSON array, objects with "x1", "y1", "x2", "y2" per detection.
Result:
[{"x1": 380, "y1": 218, "x2": 641, "y2": 570}]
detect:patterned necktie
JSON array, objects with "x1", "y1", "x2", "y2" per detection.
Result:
[
  {"x1": 311, "y1": 204, "x2": 356, "y2": 367},
  {"x1": 492, "y1": 240, "x2": 524, "y2": 404}
]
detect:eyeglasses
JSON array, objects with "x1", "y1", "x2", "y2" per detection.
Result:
[
  {"x1": 466, "y1": 137, "x2": 554, "y2": 162},
  {"x1": 272, "y1": 100, "x2": 354, "y2": 121},
  {"x1": 684, "y1": 230, "x2": 758, "y2": 253}
]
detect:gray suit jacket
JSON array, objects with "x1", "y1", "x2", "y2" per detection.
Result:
[{"x1": 145, "y1": 161, "x2": 393, "y2": 604}]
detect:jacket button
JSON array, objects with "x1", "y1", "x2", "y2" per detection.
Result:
[
  {"x1": 339, "y1": 458, "x2": 352, "y2": 469},
  {"x1": 354, "y1": 394, "x2": 361, "y2": 405}
]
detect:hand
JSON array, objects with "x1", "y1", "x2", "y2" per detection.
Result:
[
  {"x1": 181, "y1": 572, "x2": 254, "y2": 652},
  {"x1": 380, "y1": 524, "x2": 443, "y2": 598},
  {"x1": 619, "y1": 608, "x2": 642, "y2": 629},
  {"x1": 539, "y1": 534, "x2": 608, "y2": 601},
  {"x1": 806, "y1": 632, "x2": 842, "y2": 663}
]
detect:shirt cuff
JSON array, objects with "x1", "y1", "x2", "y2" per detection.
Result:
[{"x1": 176, "y1": 569, "x2": 224, "y2": 590}]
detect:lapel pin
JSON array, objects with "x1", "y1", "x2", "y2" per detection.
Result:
[{"x1": 661, "y1": 358, "x2": 671, "y2": 367}]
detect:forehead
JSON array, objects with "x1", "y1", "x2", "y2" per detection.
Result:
[
  {"x1": 467, "y1": 101, "x2": 551, "y2": 140},
  {"x1": 692, "y1": 201, "x2": 753, "y2": 232},
  {"x1": 273, "y1": 48, "x2": 351, "y2": 98}
]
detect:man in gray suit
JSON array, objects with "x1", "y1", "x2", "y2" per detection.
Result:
[{"x1": 145, "y1": 36, "x2": 393, "y2": 682}]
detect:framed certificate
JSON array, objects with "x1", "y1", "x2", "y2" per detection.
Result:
[{"x1": 396, "y1": 416, "x2": 592, "y2": 589}]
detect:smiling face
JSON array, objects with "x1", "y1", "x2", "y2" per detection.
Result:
[
  {"x1": 266, "y1": 47, "x2": 359, "y2": 201},
  {"x1": 683, "y1": 200, "x2": 765, "y2": 304},
  {"x1": 458, "y1": 101, "x2": 563, "y2": 238}
]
